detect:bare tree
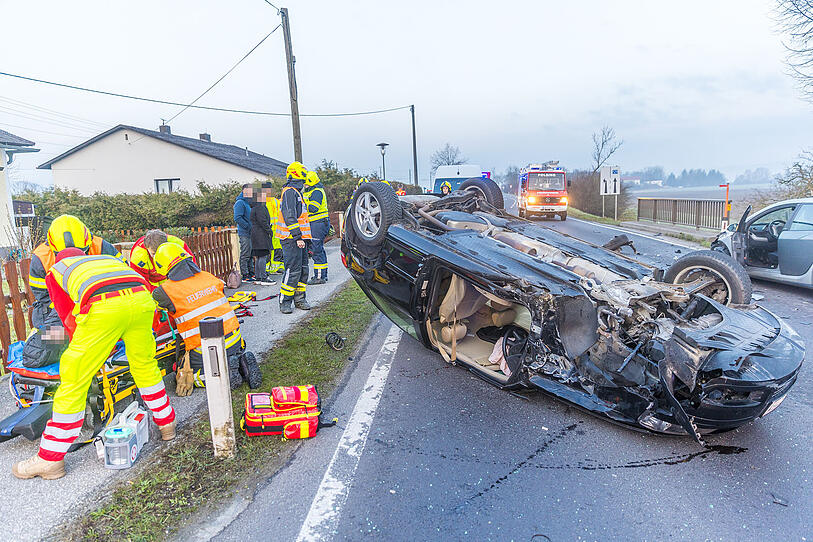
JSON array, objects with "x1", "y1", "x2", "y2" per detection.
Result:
[
  {"x1": 591, "y1": 125, "x2": 623, "y2": 172},
  {"x1": 776, "y1": 0, "x2": 813, "y2": 100},
  {"x1": 430, "y1": 143, "x2": 467, "y2": 173}
]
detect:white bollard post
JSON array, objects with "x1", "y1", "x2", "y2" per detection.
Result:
[{"x1": 199, "y1": 316, "x2": 236, "y2": 459}]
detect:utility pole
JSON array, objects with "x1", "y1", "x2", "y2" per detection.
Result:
[
  {"x1": 410, "y1": 105, "x2": 418, "y2": 187},
  {"x1": 280, "y1": 8, "x2": 302, "y2": 162}
]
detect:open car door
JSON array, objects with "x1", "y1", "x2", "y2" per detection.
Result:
[{"x1": 730, "y1": 205, "x2": 751, "y2": 267}]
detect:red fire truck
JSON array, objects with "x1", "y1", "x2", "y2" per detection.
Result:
[{"x1": 517, "y1": 162, "x2": 570, "y2": 220}]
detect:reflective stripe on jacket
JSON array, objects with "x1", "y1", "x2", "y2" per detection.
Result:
[
  {"x1": 276, "y1": 186, "x2": 312, "y2": 240},
  {"x1": 304, "y1": 185, "x2": 329, "y2": 222},
  {"x1": 266, "y1": 197, "x2": 282, "y2": 237},
  {"x1": 49, "y1": 254, "x2": 146, "y2": 311},
  {"x1": 160, "y1": 271, "x2": 239, "y2": 351},
  {"x1": 31, "y1": 236, "x2": 118, "y2": 292}
]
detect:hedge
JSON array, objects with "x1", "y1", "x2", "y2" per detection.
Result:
[{"x1": 19, "y1": 162, "x2": 422, "y2": 234}]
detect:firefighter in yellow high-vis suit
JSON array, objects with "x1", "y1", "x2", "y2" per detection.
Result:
[
  {"x1": 12, "y1": 248, "x2": 176, "y2": 480},
  {"x1": 265, "y1": 192, "x2": 285, "y2": 274}
]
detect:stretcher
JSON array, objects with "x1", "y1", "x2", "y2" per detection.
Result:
[{"x1": 0, "y1": 316, "x2": 180, "y2": 448}]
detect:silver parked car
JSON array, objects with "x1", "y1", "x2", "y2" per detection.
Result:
[{"x1": 712, "y1": 198, "x2": 813, "y2": 289}]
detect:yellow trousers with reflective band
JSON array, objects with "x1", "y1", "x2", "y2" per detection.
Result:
[{"x1": 52, "y1": 291, "x2": 161, "y2": 414}]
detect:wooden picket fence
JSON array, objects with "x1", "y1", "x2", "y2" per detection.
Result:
[
  {"x1": 1, "y1": 258, "x2": 35, "y2": 368},
  {"x1": 0, "y1": 228, "x2": 236, "y2": 368}
]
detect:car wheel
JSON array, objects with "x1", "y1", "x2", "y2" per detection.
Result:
[
  {"x1": 350, "y1": 181, "x2": 402, "y2": 246},
  {"x1": 710, "y1": 241, "x2": 730, "y2": 256},
  {"x1": 519, "y1": 208, "x2": 526, "y2": 218},
  {"x1": 560, "y1": 211, "x2": 567, "y2": 221},
  {"x1": 664, "y1": 249, "x2": 752, "y2": 305},
  {"x1": 459, "y1": 177, "x2": 504, "y2": 210}
]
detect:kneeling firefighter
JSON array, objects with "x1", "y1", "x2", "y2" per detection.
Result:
[
  {"x1": 13, "y1": 249, "x2": 176, "y2": 480},
  {"x1": 277, "y1": 161, "x2": 312, "y2": 314},
  {"x1": 303, "y1": 171, "x2": 330, "y2": 284},
  {"x1": 151, "y1": 242, "x2": 261, "y2": 395}
]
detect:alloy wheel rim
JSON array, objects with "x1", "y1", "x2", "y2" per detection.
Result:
[{"x1": 355, "y1": 191, "x2": 382, "y2": 239}]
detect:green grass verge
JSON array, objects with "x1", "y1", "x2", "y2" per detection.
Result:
[
  {"x1": 66, "y1": 281, "x2": 377, "y2": 542},
  {"x1": 567, "y1": 207, "x2": 635, "y2": 225}
]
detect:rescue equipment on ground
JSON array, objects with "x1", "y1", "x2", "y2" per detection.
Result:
[
  {"x1": 103, "y1": 426, "x2": 139, "y2": 469},
  {"x1": 228, "y1": 291, "x2": 277, "y2": 319},
  {"x1": 102, "y1": 400, "x2": 150, "y2": 469},
  {"x1": 240, "y1": 385, "x2": 336, "y2": 439},
  {"x1": 325, "y1": 332, "x2": 346, "y2": 351}
]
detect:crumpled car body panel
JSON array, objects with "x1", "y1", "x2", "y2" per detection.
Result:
[{"x1": 342, "y1": 194, "x2": 805, "y2": 444}]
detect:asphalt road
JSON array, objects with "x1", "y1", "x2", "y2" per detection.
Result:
[{"x1": 201, "y1": 217, "x2": 813, "y2": 542}]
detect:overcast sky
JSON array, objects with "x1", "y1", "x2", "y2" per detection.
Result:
[{"x1": 2, "y1": 0, "x2": 812, "y2": 189}]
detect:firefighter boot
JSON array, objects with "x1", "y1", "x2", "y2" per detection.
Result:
[
  {"x1": 280, "y1": 296, "x2": 294, "y2": 314},
  {"x1": 159, "y1": 420, "x2": 177, "y2": 441},
  {"x1": 13, "y1": 454, "x2": 66, "y2": 480},
  {"x1": 239, "y1": 351, "x2": 263, "y2": 389},
  {"x1": 228, "y1": 355, "x2": 244, "y2": 390},
  {"x1": 294, "y1": 293, "x2": 312, "y2": 311}
]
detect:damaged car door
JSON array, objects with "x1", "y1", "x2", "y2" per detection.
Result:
[{"x1": 357, "y1": 237, "x2": 427, "y2": 340}]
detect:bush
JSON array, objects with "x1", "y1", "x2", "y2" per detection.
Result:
[
  {"x1": 22, "y1": 162, "x2": 423, "y2": 234},
  {"x1": 567, "y1": 170, "x2": 631, "y2": 217}
]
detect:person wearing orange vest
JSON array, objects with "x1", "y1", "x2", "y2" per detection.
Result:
[
  {"x1": 277, "y1": 161, "x2": 313, "y2": 314},
  {"x1": 13, "y1": 248, "x2": 176, "y2": 480},
  {"x1": 150, "y1": 242, "x2": 261, "y2": 393},
  {"x1": 129, "y1": 229, "x2": 195, "y2": 290},
  {"x1": 24, "y1": 215, "x2": 125, "y2": 368}
]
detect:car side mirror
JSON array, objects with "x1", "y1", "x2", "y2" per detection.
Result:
[{"x1": 727, "y1": 223, "x2": 737, "y2": 232}]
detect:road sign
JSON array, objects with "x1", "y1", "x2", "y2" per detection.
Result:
[{"x1": 600, "y1": 166, "x2": 621, "y2": 195}]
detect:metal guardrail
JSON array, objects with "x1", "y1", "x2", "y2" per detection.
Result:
[{"x1": 636, "y1": 198, "x2": 725, "y2": 230}]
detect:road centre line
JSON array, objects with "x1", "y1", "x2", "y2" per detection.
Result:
[
  {"x1": 568, "y1": 217, "x2": 699, "y2": 249},
  {"x1": 296, "y1": 324, "x2": 403, "y2": 542}
]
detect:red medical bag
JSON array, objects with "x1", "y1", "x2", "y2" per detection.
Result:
[{"x1": 241, "y1": 386, "x2": 332, "y2": 439}]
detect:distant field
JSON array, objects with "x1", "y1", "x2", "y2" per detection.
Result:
[{"x1": 628, "y1": 182, "x2": 772, "y2": 219}]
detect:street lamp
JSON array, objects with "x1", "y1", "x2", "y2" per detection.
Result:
[{"x1": 376, "y1": 142, "x2": 389, "y2": 181}]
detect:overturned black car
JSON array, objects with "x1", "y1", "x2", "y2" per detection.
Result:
[{"x1": 341, "y1": 179, "x2": 805, "y2": 443}]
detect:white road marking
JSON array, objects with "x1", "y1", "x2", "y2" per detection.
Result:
[
  {"x1": 568, "y1": 217, "x2": 700, "y2": 249},
  {"x1": 296, "y1": 324, "x2": 403, "y2": 542}
]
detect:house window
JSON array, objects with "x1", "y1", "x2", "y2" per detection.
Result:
[{"x1": 154, "y1": 178, "x2": 180, "y2": 194}]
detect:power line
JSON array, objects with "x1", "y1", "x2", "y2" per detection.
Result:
[
  {"x1": 0, "y1": 71, "x2": 411, "y2": 118},
  {"x1": 0, "y1": 105, "x2": 101, "y2": 133},
  {"x1": 0, "y1": 95, "x2": 109, "y2": 128},
  {"x1": 166, "y1": 24, "x2": 282, "y2": 124},
  {"x1": 0, "y1": 121, "x2": 90, "y2": 138},
  {"x1": 262, "y1": 0, "x2": 281, "y2": 13}
]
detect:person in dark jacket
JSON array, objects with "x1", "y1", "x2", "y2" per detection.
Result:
[
  {"x1": 249, "y1": 183, "x2": 276, "y2": 286},
  {"x1": 233, "y1": 184, "x2": 253, "y2": 280}
]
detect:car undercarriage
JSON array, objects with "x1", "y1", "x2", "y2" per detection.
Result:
[{"x1": 343, "y1": 182, "x2": 805, "y2": 444}]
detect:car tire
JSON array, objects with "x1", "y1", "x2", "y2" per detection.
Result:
[
  {"x1": 519, "y1": 208, "x2": 526, "y2": 218},
  {"x1": 560, "y1": 211, "x2": 567, "y2": 221},
  {"x1": 350, "y1": 181, "x2": 402, "y2": 247},
  {"x1": 664, "y1": 249, "x2": 752, "y2": 305},
  {"x1": 710, "y1": 241, "x2": 730, "y2": 256},
  {"x1": 459, "y1": 177, "x2": 504, "y2": 210}
]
